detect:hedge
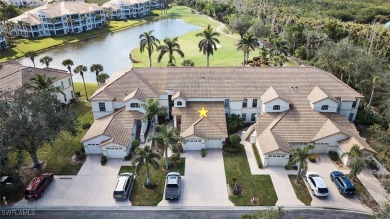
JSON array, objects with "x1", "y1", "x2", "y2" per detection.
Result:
[{"x1": 252, "y1": 143, "x2": 263, "y2": 168}]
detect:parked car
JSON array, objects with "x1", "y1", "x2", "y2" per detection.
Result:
[
  {"x1": 330, "y1": 171, "x2": 356, "y2": 196},
  {"x1": 164, "y1": 172, "x2": 181, "y2": 200},
  {"x1": 305, "y1": 171, "x2": 329, "y2": 197},
  {"x1": 24, "y1": 173, "x2": 54, "y2": 200},
  {"x1": 113, "y1": 172, "x2": 135, "y2": 200}
]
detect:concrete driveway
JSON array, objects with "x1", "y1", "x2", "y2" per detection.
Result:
[
  {"x1": 306, "y1": 155, "x2": 368, "y2": 211},
  {"x1": 14, "y1": 156, "x2": 131, "y2": 207},
  {"x1": 158, "y1": 149, "x2": 233, "y2": 206}
]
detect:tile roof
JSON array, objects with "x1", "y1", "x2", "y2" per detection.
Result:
[
  {"x1": 123, "y1": 87, "x2": 147, "y2": 102},
  {"x1": 307, "y1": 86, "x2": 338, "y2": 104},
  {"x1": 257, "y1": 130, "x2": 292, "y2": 154},
  {"x1": 172, "y1": 91, "x2": 186, "y2": 100},
  {"x1": 311, "y1": 119, "x2": 352, "y2": 141},
  {"x1": 81, "y1": 108, "x2": 143, "y2": 147},
  {"x1": 0, "y1": 61, "x2": 70, "y2": 91},
  {"x1": 338, "y1": 137, "x2": 377, "y2": 154},
  {"x1": 260, "y1": 86, "x2": 291, "y2": 103},
  {"x1": 172, "y1": 102, "x2": 227, "y2": 138}
]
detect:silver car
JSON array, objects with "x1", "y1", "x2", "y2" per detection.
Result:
[
  {"x1": 305, "y1": 171, "x2": 329, "y2": 197},
  {"x1": 113, "y1": 172, "x2": 135, "y2": 200}
]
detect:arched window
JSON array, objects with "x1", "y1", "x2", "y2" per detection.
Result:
[
  {"x1": 273, "y1": 105, "x2": 280, "y2": 110},
  {"x1": 177, "y1": 101, "x2": 182, "y2": 106},
  {"x1": 130, "y1": 103, "x2": 140, "y2": 108},
  {"x1": 321, "y1": 105, "x2": 329, "y2": 110}
]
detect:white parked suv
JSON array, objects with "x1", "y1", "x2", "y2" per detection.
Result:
[{"x1": 305, "y1": 171, "x2": 329, "y2": 197}]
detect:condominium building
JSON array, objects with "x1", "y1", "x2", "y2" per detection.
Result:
[
  {"x1": 102, "y1": 0, "x2": 161, "y2": 20},
  {"x1": 4, "y1": 0, "x2": 43, "y2": 7},
  {"x1": 8, "y1": 1, "x2": 105, "y2": 38}
]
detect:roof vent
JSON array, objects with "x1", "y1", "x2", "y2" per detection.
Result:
[
  {"x1": 290, "y1": 86, "x2": 299, "y2": 92},
  {"x1": 200, "y1": 76, "x2": 205, "y2": 80}
]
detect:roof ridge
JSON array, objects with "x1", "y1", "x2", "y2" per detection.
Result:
[
  {"x1": 89, "y1": 68, "x2": 131, "y2": 100},
  {"x1": 317, "y1": 69, "x2": 363, "y2": 98},
  {"x1": 202, "y1": 117, "x2": 227, "y2": 136},
  {"x1": 132, "y1": 70, "x2": 159, "y2": 96},
  {"x1": 266, "y1": 111, "x2": 288, "y2": 131},
  {"x1": 103, "y1": 107, "x2": 126, "y2": 134}
]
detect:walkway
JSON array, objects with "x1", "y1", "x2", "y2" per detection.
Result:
[
  {"x1": 241, "y1": 141, "x2": 305, "y2": 206},
  {"x1": 358, "y1": 168, "x2": 389, "y2": 206},
  {"x1": 206, "y1": 16, "x2": 240, "y2": 39}
]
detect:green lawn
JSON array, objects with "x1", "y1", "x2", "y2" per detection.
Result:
[
  {"x1": 223, "y1": 147, "x2": 278, "y2": 206},
  {"x1": 118, "y1": 157, "x2": 185, "y2": 206},
  {"x1": 288, "y1": 175, "x2": 312, "y2": 206}
]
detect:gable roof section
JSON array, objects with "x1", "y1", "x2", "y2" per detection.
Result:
[
  {"x1": 172, "y1": 91, "x2": 187, "y2": 100},
  {"x1": 307, "y1": 86, "x2": 338, "y2": 104},
  {"x1": 257, "y1": 130, "x2": 292, "y2": 154},
  {"x1": 123, "y1": 88, "x2": 147, "y2": 102},
  {"x1": 181, "y1": 117, "x2": 227, "y2": 139},
  {"x1": 338, "y1": 137, "x2": 377, "y2": 154},
  {"x1": 311, "y1": 119, "x2": 352, "y2": 141},
  {"x1": 260, "y1": 86, "x2": 291, "y2": 104}
]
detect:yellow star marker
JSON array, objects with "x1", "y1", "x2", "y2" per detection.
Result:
[{"x1": 197, "y1": 106, "x2": 210, "y2": 118}]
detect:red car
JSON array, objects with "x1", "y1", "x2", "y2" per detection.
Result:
[{"x1": 24, "y1": 173, "x2": 54, "y2": 200}]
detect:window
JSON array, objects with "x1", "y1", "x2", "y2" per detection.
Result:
[
  {"x1": 61, "y1": 81, "x2": 64, "y2": 90},
  {"x1": 241, "y1": 113, "x2": 246, "y2": 121},
  {"x1": 252, "y1": 99, "x2": 258, "y2": 107},
  {"x1": 63, "y1": 93, "x2": 67, "y2": 102},
  {"x1": 352, "y1": 100, "x2": 357, "y2": 108},
  {"x1": 177, "y1": 101, "x2": 182, "y2": 106},
  {"x1": 242, "y1": 99, "x2": 247, "y2": 108},
  {"x1": 71, "y1": 91, "x2": 74, "y2": 98},
  {"x1": 321, "y1": 105, "x2": 329, "y2": 110},
  {"x1": 98, "y1": 102, "x2": 106, "y2": 111},
  {"x1": 251, "y1": 113, "x2": 256, "y2": 122},
  {"x1": 273, "y1": 105, "x2": 280, "y2": 110},
  {"x1": 130, "y1": 103, "x2": 140, "y2": 108},
  {"x1": 68, "y1": 78, "x2": 72, "y2": 87},
  {"x1": 224, "y1": 99, "x2": 230, "y2": 108}
]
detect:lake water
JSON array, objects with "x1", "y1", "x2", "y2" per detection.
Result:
[{"x1": 19, "y1": 19, "x2": 202, "y2": 82}]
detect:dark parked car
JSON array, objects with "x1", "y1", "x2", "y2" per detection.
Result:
[
  {"x1": 164, "y1": 172, "x2": 181, "y2": 200},
  {"x1": 113, "y1": 172, "x2": 135, "y2": 200},
  {"x1": 25, "y1": 173, "x2": 54, "y2": 200},
  {"x1": 330, "y1": 171, "x2": 356, "y2": 196}
]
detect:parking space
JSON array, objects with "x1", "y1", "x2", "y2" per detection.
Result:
[
  {"x1": 158, "y1": 149, "x2": 233, "y2": 206},
  {"x1": 307, "y1": 155, "x2": 367, "y2": 211},
  {"x1": 14, "y1": 156, "x2": 132, "y2": 208}
]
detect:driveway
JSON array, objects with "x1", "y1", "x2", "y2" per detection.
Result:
[
  {"x1": 307, "y1": 155, "x2": 368, "y2": 211},
  {"x1": 158, "y1": 149, "x2": 233, "y2": 206},
  {"x1": 14, "y1": 156, "x2": 131, "y2": 207}
]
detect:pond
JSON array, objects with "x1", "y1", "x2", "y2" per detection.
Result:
[{"x1": 19, "y1": 19, "x2": 202, "y2": 82}]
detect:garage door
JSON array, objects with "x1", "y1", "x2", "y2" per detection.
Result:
[
  {"x1": 85, "y1": 144, "x2": 102, "y2": 154},
  {"x1": 106, "y1": 147, "x2": 126, "y2": 158},
  {"x1": 312, "y1": 144, "x2": 328, "y2": 153},
  {"x1": 185, "y1": 139, "x2": 202, "y2": 150},
  {"x1": 267, "y1": 155, "x2": 286, "y2": 166},
  {"x1": 206, "y1": 139, "x2": 223, "y2": 149}
]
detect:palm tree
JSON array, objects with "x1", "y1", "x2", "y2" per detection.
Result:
[
  {"x1": 50, "y1": 18, "x2": 56, "y2": 36},
  {"x1": 25, "y1": 51, "x2": 38, "y2": 67},
  {"x1": 73, "y1": 65, "x2": 89, "y2": 101},
  {"x1": 90, "y1": 64, "x2": 104, "y2": 85},
  {"x1": 196, "y1": 24, "x2": 220, "y2": 67},
  {"x1": 24, "y1": 74, "x2": 63, "y2": 94},
  {"x1": 150, "y1": 124, "x2": 180, "y2": 170},
  {"x1": 39, "y1": 56, "x2": 53, "y2": 67},
  {"x1": 141, "y1": 99, "x2": 166, "y2": 129},
  {"x1": 67, "y1": 17, "x2": 75, "y2": 34},
  {"x1": 237, "y1": 32, "x2": 259, "y2": 65},
  {"x1": 341, "y1": 144, "x2": 364, "y2": 182},
  {"x1": 132, "y1": 146, "x2": 161, "y2": 185},
  {"x1": 290, "y1": 145, "x2": 315, "y2": 183},
  {"x1": 157, "y1": 37, "x2": 185, "y2": 66},
  {"x1": 270, "y1": 37, "x2": 289, "y2": 56},
  {"x1": 365, "y1": 75, "x2": 380, "y2": 119},
  {"x1": 62, "y1": 59, "x2": 75, "y2": 94},
  {"x1": 227, "y1": 114, "x2": 244, "y2": 134},
  {"x1": 139, "y1": 30, "x2": 160, "y2": 67},
  {"x1": 96, "y1": 73, "x2": 109, "y2": 84}
]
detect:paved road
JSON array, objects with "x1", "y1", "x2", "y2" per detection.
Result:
[{"x1": 0, "y1": 208, "x2": 373, "y2": 219}]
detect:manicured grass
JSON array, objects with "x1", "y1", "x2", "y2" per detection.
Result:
[
  {"x1": 354, "y1": 178, "x2": 380, "y2": 211},
  {"x1": 223, "y1": 147, "x2": 277, "y2": 206},
  {"x1": 118, "y1": 157, "x2": 185, "y2": 206},
  {"x1": 288, "y1": 175, "x2": 312, "y2": 206}
]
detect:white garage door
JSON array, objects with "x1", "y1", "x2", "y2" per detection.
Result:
[
  {"x1": 312, "y1": 144, "x2": 329, "y2": 154},
  {"x1": 106, "y1": 147, "x2": 126, "y2": 158},
  {"x1": 85, "y1": 144, "x2": 102, "y2": 154},
  {"x1": 185, "y1": 139, "x2": 202, "y2": 150},
  {"x1": 267, "y1": 155, "x2": 286, "y2": 166},
  {"x1": 206, "y1": 139, "x2": 223, "y2": 149}
]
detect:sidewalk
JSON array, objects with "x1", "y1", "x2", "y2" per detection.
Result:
[{"x1": 358, "y1": 168, "x2": 389, "y2": 206}]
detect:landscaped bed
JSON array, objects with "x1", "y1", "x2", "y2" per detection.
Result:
[
  {"x1": 223, "y1": 146, "x2": 277, "y2": 206},
  {"x1": 118, "y1": 157, "x2": 185, "y2": 206},
  {"x1": 354, "y1": 178, "x2": 380, "y2": 211},
  {"x1": 288, "y1": 175, "x2": 312, "y2": 206}
]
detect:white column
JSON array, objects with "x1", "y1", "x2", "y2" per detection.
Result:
[{"x1": 173, "y1": 115, "x2": 177, "y2": 128}]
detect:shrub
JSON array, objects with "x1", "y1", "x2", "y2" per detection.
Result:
[
  {"x1": 308, "y1": 154, "x2": 317, "y2": 162},
  {"x1": 170, "y1": 152, "x2": 181, "y2": 163},
  {"x1": 75, "y1": 149, "x2": 85, "y2": 160},
  {"x1": 124, "y1": 153, "x2": 132, "y2": 161},
  {"x1": 253, "y1": 56, "x2": 261, "y2": 61},
  {"x1": 80, "y1": 144, "x2": 85, "y2": 153},
  {"x1": 82, "y1": 123, "x2": 91, "y2": 129},
  {"x1": 101, "y1": 155, "x2": 107, "y2": 166},
  {"x1": 223, "y1": 143, "x2": 242, "y2": 153},
  {"x1": 240, "y1": 214, "x2": 253, "y2": 219},
  {"x1": 365, "y1": 159, "x2": 379, "y2": 171},
  {"x1": 201, "y1": 148, "x2": 206, "y2": 157},
  {"x1": 229, "y1": 134, "x2": 241, "y2": 146},
  {"x1": 131, "y1": 139, "x2": 140, "y2": 148},
  {"x1": 252, "y1": 143, "x2": 263, "y2": 168},
  {"x1": 75, "y1": 91, "x2": 81, "y2": 97},
  {"x1": 328, "y1": 151, "x2": 339, "y2": 161},
  {"x1": 177, "y1": 142, "x2": 184, "y2": 153}
]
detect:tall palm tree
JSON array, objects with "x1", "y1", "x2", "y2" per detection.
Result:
[
  {"x1": 23, "y1": 74, "x2": 63, "y2": 94},
  {"x1": 270, "y1": 37, "x2": 289, "y2": 56},
  {"x1": 341, "y1": 144, "x2": 364, "y2": 182},
  {"x1": 157, "y1": 37, "x2": 185, "y2": 66},
  {"x1": 96, "y1": 73, "x2": 110, "y2": 84},
  {"x1": 141, "y1": 99, "x2": 166, "y2": 129},
  {"x1": 50, "y1": 18, "x2": 56, "y2": 36},
  {"x1": 237, "y1": 32, "x2": 259, "y2": 65},
  {"x1": 290, "y1": 145, "x2": 315, "y2": 183},
  {"x1": 150, "y1": 124, "x2": 180, "y2": 170},
  {"x1": 196, "y1": 24, "x2": 220, "y2": 67},
  {"x1": 25, "y1": 51, "x2": 38, "y2": 67},
  {"x1": 62, "y1": 59, "x2": 75, "y2": 95},
  {"x1": 90, "y1": 64, "x2": 104, "y2": 85},
  {"x1": 39, "y1": 56, "x2": 53, "y2": 67},
  {"x1": 73, "y1": 65, "x2": 89, "y2": 101},
  {"x1": 139, "y1": 30, "x2": 160, "y2": 67},
  {"x1": 67, "y1": 17, "x2": 75, "y2": 34},
  {"x1": 132, "y1": 146, "x2": 161, "y2": 185}
]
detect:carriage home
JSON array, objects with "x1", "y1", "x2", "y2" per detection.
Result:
[
  {"x1": 0, "y1": 61, "x2": 75, "y2": 104},
  {"x1": 81, "y1": 67, "x2": 376, "y2": 166}
]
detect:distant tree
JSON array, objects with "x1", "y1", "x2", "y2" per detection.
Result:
[
  {"x1": 250, "y1": 21, "x2": 270, "y2": 39},
  {"x1": 39, "y1": 56, "x2": 53, "y2": 67},
  {"x1": 157, "y1": 37, "x2": 185, "y2": 66},
  {"x1": 237, "y1": 32, "x2": 259, "y2": 65},
  {"x1": 196, "y1": 24, "x2": 220, "y2": 66},
  {"x1": 270, "y1": 37, "x2": 289, "y2": 56},
  {"x1": 62, "y1": 59, "x2": 74, "y2": 73},
  {"x1": 25, "y1": 51, "x2": 38, "y2": 67},
  {"x1": 229, "y1": 14, "x2": 254, "y2": 39},
  {"x1": 0, "y1": 88, "x2": 77, "y2": 169},
  {"x1": 90, "y1": 64, "x2": 104, "y2": 85},
  {"x1": 139, "y1": 30, "x2": 160, "y2": 67},
  {"x1": 73, "y1": 65, "x2": 89, "y2": 101},
  {"x1": 96, "y1": 73, "x2": 109, "y2": 84},
  {"x1": 181, "y1": 59, "x2": 195, "y2": 66}
]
